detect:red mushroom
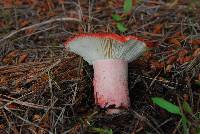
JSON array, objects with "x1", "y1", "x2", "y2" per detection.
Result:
[{"x1": 64, "y1": 33, "x2": 148, "y2": 114}]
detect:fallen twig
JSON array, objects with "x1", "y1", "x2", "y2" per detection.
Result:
[{"x1": 0, "y1": 17, "x2": 81, "y2": 43}]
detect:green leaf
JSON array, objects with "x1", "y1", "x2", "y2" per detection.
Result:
[
  {"x1": 92, "y1": 127, "x2": 113, "y2": 134},
  {"x1": 152, "y1": 97, "x2": 181, "y2": 115},
  {"x1": 123, "y1": 0, "x2": 132, "y2": 13},
  {"x1": 112, "y1": 14, "x2": 122, "y2": 21},
  {"x1": 181, "y1": 115, "x2": 189, "y2": 134},
  {"x1": 197, "y1": 127, "x2": 200, "y2": 134},
  {"x1": 116, "y1": 23, "x2": 127, "y2": 32},
  {"x1": 182, "y1": 101, "x2": 192, "y2": 114}
]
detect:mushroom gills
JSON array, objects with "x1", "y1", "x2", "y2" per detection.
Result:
[
  {"x1": 67, "y1": 37, "x2": 147, "y2": 64},
  {"x1": 113, "y1": 39, "x2": 147, "y2": 62}
]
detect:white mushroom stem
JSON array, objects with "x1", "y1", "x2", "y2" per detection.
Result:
[{"x1": 93, "y1": 59, "x2": 129, "y2": 114}]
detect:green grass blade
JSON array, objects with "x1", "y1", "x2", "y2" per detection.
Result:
[
  {"x1": 182, "y1": 101, "x2": 192, "y2": 114},
  {"x1": 152, "y1": 97, "x2": 181, "y2": 115},
  {"x1": 91, "y1": 127, "x2": 113, "y2": 134}
]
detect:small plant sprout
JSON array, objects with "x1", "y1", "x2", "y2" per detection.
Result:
[
  {"x1": 65, "y1": 33, "x2": 148, "y2": 114},
  {"x1": 152, "y1": 97, "x2": 200, "y2": 134}
]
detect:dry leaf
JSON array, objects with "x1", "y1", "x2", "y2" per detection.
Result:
[
  {"x1": 178, "y1": 49, "x2": 188, "y2": 57},
  {"x1": 15, "y1": 88, "x2": 24, "y2": 93},
  {"x1": 2, "y1": 50, "x2": 19, "y2": 64},
  {"x1": 174, "y1": 32, "x2": 182, "y2": 36},
  {"x1": 108, "y1": 0, "x2": 123, "y2": 8},
  {"x1": 153, "y1": 24, "x2": 163, "y2": 34},
  {"x1": 7, "y1": 103, "x2": 17, "y2": 109},
  {"x1": 177, "y1": 56, "x2": 192, "y2": 64},
  {"x1": 168, "y1": 38, "x2": 181, "y2": 46},
  {"x1": 6, "y1": 50, "x2": 18, "y2": 57},
  {"x1": 132, "y1": 0, "x2": 137, "y2": 6},
  {"x1": 177, "y1": 35, "x2": 186, "y2": 41},
  {"x1": 0, "y1": 124, "x2": 5, "y2": 129},
  {"x1": 58, "y1": 0, "x2": 64, "y2": 4},
  {"x1": 2, "y1": 0, "x2": 13, "y2": 8},
  {"x1": 33, "y1": 114, "x2": 42, "y2": 122},
  {"x1": 19, "y1": 19, "x2": 29, "y2": 27},
  {"x1": 15, "y1": 0, "x2": 23, "y2": 6},
  {"x1": 38, "y1": 129, "x2": 47, "y2": 134},
  {"x1": 18, "y1": 52, "x2": 28, "y2": 63},
  {"x1": 47, "y1": 11, "x2": 56, "y2": 17},
  {"x1": 166, "y1": 56, "x2": 177, "y2": 64},
  {"x1": 143, "y1": 52, "x2": 152, "y2": 60},
  {"x1": 0, "y1": 21, "x2": 5, "y2": 28},
  {"x1": 27, "y1": 0, "x2": 38, "y2": 5},
  {"x1": 172, "y1": 32, "x2": 186, "y2": 41},
  {"x1": 0, "y1": 77, "x2": 8, "y2": 86},
  {"x1": 150, "y1": 61, "x2": 165, "y2": 70},
  {"x1": 192, "y1": 48, "x2": 200, "y2": 57},
  {"x1": 25, "y1": 28, "x2": 35, "y2": 35},
  {"x1": 189, "y1": 39, "x2": 200, "y2": 46}
]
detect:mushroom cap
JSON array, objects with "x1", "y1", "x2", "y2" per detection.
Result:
[{"x1": 65, "y1": 33, "x2": 148, "y2": 65}]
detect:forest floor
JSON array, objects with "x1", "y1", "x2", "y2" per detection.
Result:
[{"x1": 0, "y1": 0, "x2": 200, "y2": 134}]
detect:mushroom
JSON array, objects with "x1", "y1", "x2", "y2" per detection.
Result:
[{"x1": 64, "y1": 33, "x2": 148, "y2": 114}]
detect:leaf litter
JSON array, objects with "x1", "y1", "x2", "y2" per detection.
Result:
[{"x1": 0, "y1": 0, "x2": 200, "y2": 133}]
